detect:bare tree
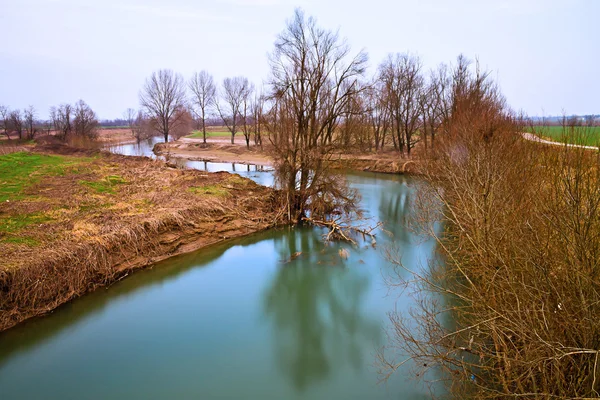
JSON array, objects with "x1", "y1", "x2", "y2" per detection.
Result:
[
  {"x1": 140, "y1": 69, "x2": 187, "y2": 143},
  {"x1": 251, "y1": 90, "x2": 266, "y2": 147},
  {"x1": 23, "y1": 105, "x2": 37, "y2": 140},
  {"x1": 124, "y1": 107, "x2": 136, "y2": 135},
  {"x1": 50, "y1": 103, "x2": 73, "y2": 141},
  {"x1": 169, "y1": 107, "x2": 194, "y2": 139},
  {"x1": 266, "y1": 9, "x2": 368, "y2": 223},
  {"x1": 124, "y1": 108, "x2": 150, "y2": 143},
  {"x1": 417, "y1": 63, "x2": 452, "y2": 150},
  {"x1": 365, "y1": 80, "x2": 390, "y2": 151},
  {"x1": 188, "y1": 71, "x2": 216, "y2": 144},
  {"x1": 73, "y1": 100, "x2": 99, "y2": 139},
  {"x1": 239, "y1": 81, "x2": 255, "y2": 148},
  {"x1": 379, "y1": 53, "x2": 424, "y2": 156},
  {"x1": 9, "y1": 110, "x2": 24, "y2": 140},
  {"x1": 0, "y1": 105, "x2": 10, "y2": 139},
  {"x1": 216, "y1": 76, "x2": 251, "y2": 145}
]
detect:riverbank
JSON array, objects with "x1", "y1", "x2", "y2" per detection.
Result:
[
  {"x1": 0, "y1": 145, "x2": 280, "y2": 331},
  {"x1": 154, "y1": 138, "x2": 420, "y2": 174}
]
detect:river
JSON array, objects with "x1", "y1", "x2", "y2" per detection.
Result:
[{"x1": 0, "y1": 138, "x2": 442, "y2": 399}]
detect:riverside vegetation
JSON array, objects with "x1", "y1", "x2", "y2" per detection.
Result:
[{"x1": 378, "y1": 63, "x2": 600, "y2": 398}]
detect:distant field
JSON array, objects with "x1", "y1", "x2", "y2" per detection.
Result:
[
  {"x1": 187, "y1": 131, "x2": 231, "y2": 138},
  {"x1": 528, "y1": 126, "x2": 600, "y2": 147}
]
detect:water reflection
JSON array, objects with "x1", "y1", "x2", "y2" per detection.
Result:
[
  {"x1": 105, "y1": 136, "x2": 164, "y2": 158},
  {"x1": 105, "y1": 137, "x2": 275, "y2": 187},
  {"x1": 379, "y1": 182, "x2": 412, "y2": 243},
  {"x1": 264, "y1": 227, "x2": 381, "y2": 391}
]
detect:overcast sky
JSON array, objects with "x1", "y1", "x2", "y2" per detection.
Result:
[{"x1": 0, "y1": 0, "x2": 597, "y2": 119}]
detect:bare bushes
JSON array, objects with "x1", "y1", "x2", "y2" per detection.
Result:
[{"x1": 379, "y1": 69, "x2": 600, "y2": 397}]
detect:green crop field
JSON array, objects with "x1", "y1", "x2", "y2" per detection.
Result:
[
  {"x1": 187, "y1": 131, "x2": 232, "y2": 139},
  {"x1": 528, "y1": 126, "x2": 600, "y2": 147}
]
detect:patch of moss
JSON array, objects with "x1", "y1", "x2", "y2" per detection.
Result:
[
  {"x1": 80, "y1": 175, "x2": 127, "y2": 194},
  {"x1": 190, "y1": 184, "x2": 231, "y2": 198},
  {"x1": 227, "y1": 174, "x2": 251, "y2": 187},
  {"x1": 1, "y1": 236, "x2": 40, "y2": 246},
  {"x1": 0, "y1": 213, "x2": 52, "y2": 234}
]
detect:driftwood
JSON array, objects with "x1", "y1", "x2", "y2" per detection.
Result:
[{"x1": 302, "y1": 216, "x2": 381, "y2": 246}]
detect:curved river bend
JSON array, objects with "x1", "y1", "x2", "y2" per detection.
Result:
[{"x1": 0, "y1": 138, "x2": 442, "y2": 399}]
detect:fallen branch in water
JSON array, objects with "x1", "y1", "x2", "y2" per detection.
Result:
[{"x1": 302, "y1": 216, "x2": 382, "y2": 246}]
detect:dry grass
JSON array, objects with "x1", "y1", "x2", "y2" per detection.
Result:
[{"x1": 0, "y1": 144, "x2": 280, "y2": 331}]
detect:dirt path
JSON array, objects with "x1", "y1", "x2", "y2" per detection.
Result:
[{"x1": 521, "y1": 132, "x2": 599, "y2": 150}]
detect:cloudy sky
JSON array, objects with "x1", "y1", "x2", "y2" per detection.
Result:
[{"x1": 0, "y1": 0, "x2": 597, "y2": 119}]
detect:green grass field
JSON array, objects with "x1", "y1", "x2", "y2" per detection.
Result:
[
  {"x1": 528, "y1": 126, "x2": 600, "y2": 147},
  {"x1": 187, "y1": 131, "x2": 232, "y2": 139},
  {"x1": 0, "y1": 152, "x2": 91, "y2": 202}
]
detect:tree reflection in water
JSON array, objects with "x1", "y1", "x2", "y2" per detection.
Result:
[
  {"x1": 378, "y1": 179, "x2": 412, "y2": 243},
  {"x1": 263, "y1": 227, "x2": 381, "y2": 391}
]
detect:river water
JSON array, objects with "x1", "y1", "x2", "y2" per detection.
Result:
[{"x1": 0, "y1": 138, "x2": 442, "y2": 399}]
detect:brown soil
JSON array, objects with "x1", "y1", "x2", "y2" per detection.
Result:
[{"x1": 0, "y1": 145, "x2": 281, "y2": 332}]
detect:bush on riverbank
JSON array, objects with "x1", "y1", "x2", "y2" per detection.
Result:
[{"x1": 380, "y1": 72, "x2": 600, "y2": 398}]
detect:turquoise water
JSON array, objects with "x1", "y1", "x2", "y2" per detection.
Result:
[{"x1": 0, "y1": 153, "x2": 441, "y2": 399}]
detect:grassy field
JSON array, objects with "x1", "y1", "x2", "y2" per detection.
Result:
[
  {"x1": 187, "y1": 131, "x2": 232, "y2": 138},
  {"x1": 0, "y1": 149, "x2": 268, "y2": 267},
  {"x1": 528, "y1": 126, "x2": 600, "y2": 147}
]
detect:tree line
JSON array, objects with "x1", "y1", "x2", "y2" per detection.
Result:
[
  {"x1": 132, "y1": 43, "x2": 476, "y2": 156},
  {"x1": 0, "y1": 100, "x2": 100, "y2": 142}
]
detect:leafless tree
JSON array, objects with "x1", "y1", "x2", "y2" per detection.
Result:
[
  {"x1": 73, "y1": 100, "x2": 99, "y2": 139},
  {"x1": 169, "y1": 107, "x2": 194, "y2": 139},
  {"x1": 139, "y1": 69, "x2": 187, "y2": 143},
  {"x1": 419, "y1": 63, "x2": 452, "y2": 149},
  {"x1": 9, "y1": 110, "x2": 24, "y2": 140},
  {"x1": 251, "y1": 90, "x2": 266, "y2": 147},
  {"x1": 188, "y1": 71, "x2": 216, "y2": 144},
  {"x1": 365, "y1": 80, "x2": 390, "y2": 151},
  {"x1": 124, "y1": 108, "x2": 149, "y2": 143},
  {"x1": 266, "y1": 9, "x2": 368, "y2": 222},
  {"x1": 239, "y1": 81, "x2": 255, "y2": 148},
  {"x1": 337, "y1": 81, "x2": 370, "y2": 150},
  {"x1": 379, "y1": 53, "x2": 424, "y2": 156},
  {"x1": 50, "y1": 103, "x2": 73, "y2": 141},
  {"x1": 23, "y1": 105, "x2": 37, "y2": 140},
  {"x1": 216, "y1": 76, "x2": 251, "y2": 145},
  {"x1": 0, "y1": 105, "x2": 10, "y2": 139},
  {"x1": 124, "y1": 107, "x2": 136, "y2": 135}
]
